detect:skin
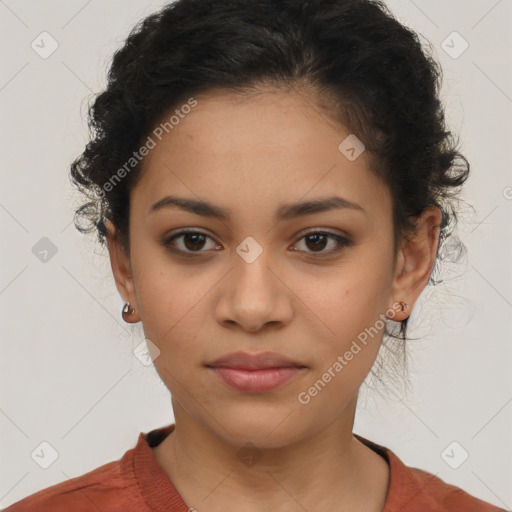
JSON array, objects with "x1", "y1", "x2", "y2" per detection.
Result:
[{"x1": 106, "y1": 88, "x2": 441, "y2": 512}]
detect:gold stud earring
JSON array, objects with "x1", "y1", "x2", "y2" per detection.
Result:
[{"x1": 399, "y1": 301, "x2": 409, "y2": 312}]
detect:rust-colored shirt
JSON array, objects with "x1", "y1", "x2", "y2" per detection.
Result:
[{"x1": 3, "y1": 424, "x2": 505, "y2": 511}]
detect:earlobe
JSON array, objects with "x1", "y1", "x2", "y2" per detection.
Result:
[
  {"x1": 105, "y1": 220, "x2": 140, "y2": 322},
  {"x1": 388, "y1": 205, "x2": 442, "y2": 320},
  {"x1": 387, "y1": 248, "x2": 411, "y2": 321}
]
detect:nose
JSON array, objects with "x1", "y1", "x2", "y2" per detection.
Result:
[{"x1": 214, "y1": 251, "x2": 294, "y2": 334}]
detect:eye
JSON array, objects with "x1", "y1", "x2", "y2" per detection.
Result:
[
  {"x1": 162, "y1": 230, "x2": 220, "y2": 254},
  {"x1": 292, "y1": 231, "x2": 352, "y2": 255},
  {"x1": 162, "y1": 229, "x2": 351, "y2": 257}
]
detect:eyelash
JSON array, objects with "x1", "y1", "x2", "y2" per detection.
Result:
[{"x1": 161, "y1": 229, "x2": 352, "y2": 258}]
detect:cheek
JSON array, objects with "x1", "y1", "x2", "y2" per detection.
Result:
[
  {"x1": 295, "y1": 282, "x2": 389, "y2": 416},
  {"x1": 303, "y1": 259, "x2": 391, "y2": 376},
  {"x1": 308, "y1": 265, "x2": 389, "y2": 336},
  {"x1": 137, "y1": 279, "x2": 208, "y2": 355},
  {"x1": 131, "y1": 249, "x2": 211, "y2": 355}
]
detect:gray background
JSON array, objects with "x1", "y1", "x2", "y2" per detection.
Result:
[{"x1": 1, "y1": 0, "x2": 511, "y2": 509}]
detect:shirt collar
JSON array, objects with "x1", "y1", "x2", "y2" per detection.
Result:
[{"x1": 131, "y1": 423, "x2": 443, "y2": 512}]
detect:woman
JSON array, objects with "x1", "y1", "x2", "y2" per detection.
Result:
[{"x1": 4, "y1": 0, "x2": 506, "y2": 510}]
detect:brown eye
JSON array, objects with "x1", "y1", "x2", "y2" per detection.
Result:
[
  {"x1": 304, "y1": 233, "x2": 329, "y2": 251},
  {"x1": 162, "y1": 230, "x2": 218, "y2": 254},
  {"x1": 293, "y1": 231, "x2": 351, "y2": 255},
  {"x1": 162, "y1": 229, "x2": 351, "y2": 258},
  {"x1": 181, "y1": 232, "x2": 207, "y2": 251}
]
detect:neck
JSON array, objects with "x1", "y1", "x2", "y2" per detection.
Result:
[{"x1": 152, "y1": 396, "x2": 390, "y2": 512}]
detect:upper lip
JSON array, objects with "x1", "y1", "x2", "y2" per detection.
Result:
[{"x1": 207, "y1": 351, "x2": 306, "y2": 370}]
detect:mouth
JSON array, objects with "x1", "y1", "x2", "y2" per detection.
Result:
[
  {"x1": 206, "y1": 351, "x2": 307, "y2": 393},
  {"x1": 206, "y1": 350, "x2": 306, "y2": 370},
  {"x1": 207, "y1": 366, "x2": 306, "y2": 393}
]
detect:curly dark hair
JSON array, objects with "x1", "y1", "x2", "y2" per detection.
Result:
[{"x1": 70, "y1": 0, "x2": 470, "y2": 393}]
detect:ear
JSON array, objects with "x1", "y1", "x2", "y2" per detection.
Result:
[
  {"x1": 105, "y1": 219, "x2": 141, "y2": 322},
  {"x1": 388, "y1": 205, "x2": 442, "y2": 321}
]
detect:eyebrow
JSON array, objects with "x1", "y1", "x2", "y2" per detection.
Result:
[{"x1": 148, "y1": 195, "x2": 365, "y2": 221}]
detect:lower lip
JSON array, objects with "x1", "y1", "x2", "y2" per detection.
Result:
[{"x1": 208, "y1": 366, "x2": 305, "y2": 393}]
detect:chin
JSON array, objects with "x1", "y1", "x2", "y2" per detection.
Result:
[{"x1": 207, "y1": 406, "x2": 306, "y2": 449}]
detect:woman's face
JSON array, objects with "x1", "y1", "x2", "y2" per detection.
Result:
[{"x1": 110, "y1": 89, "x2": 415, "y2": 448}]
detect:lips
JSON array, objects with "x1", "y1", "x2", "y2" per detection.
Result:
[
  {"x1": 206, "y1": 351, "x2": 307, "y2": 393},
  {"x1": 206, "y1": 350, "x2": 306, "y2": 370}
]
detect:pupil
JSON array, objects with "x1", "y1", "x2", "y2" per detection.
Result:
[
  {"x1": 185, "y1": 233, "x2": 205, "y2": 250},
  {"x1": 306, "y1": 234, "x2": 326, "y2": 251}
]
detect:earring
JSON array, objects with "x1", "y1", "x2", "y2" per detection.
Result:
[
  {"x1": 386, "y1": 300, "x2": 410, "y2": 321},
  {"x1": 399, "y1": 301, "x2": 409, "y2": 312},
  {"x1": 122, "y1": 301, "x2": 136, "y2": 322}
]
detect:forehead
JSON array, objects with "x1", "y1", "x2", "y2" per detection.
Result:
[{"x1": 132, "y1": 89, "x2": 392, "y2": 224}]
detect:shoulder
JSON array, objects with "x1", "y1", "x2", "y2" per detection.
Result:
[
  {"x1": 2, "y1": 446, "x2": 144, "y2": 512},
  {"x1": 354, "y1": 434, "x2": 506, "y2": 512},
  {"x1": 397, "y1": 464, "x2": 506, "y2": 512}
]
